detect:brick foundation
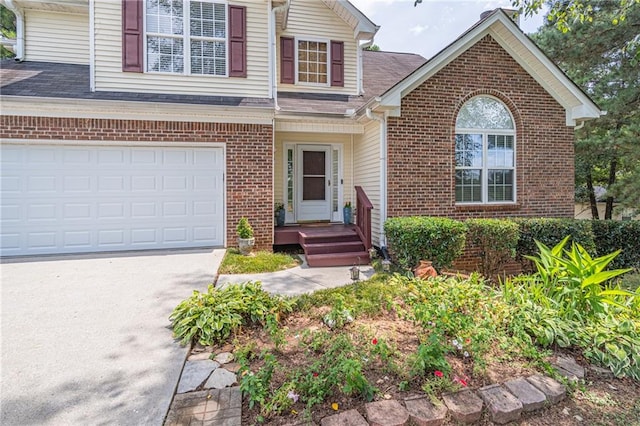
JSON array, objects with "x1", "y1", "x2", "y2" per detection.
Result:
[{"x1": 0, "y1": 116, "x2": 274, "y2": 250}]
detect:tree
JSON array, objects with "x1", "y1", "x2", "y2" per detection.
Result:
[
  {"x1": 532, "y1": 1, "x2": 640, "y2": 219},
  {"x1": 365, "y1": 44, "x2": 381, "y2": 51},
  {"x1": 1, "y1": 5, "x2": 16, "y2": 59}
]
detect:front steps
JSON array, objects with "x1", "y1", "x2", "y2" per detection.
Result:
[{"x1": 275, "y1": 225, "x2": 370, "y2": 267}]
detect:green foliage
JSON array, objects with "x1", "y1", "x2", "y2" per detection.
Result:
[
  {"x1": 532, "y1": 1, "x2": 640, "y2": 215},
  {"x1": 514, "y1": 218, "x2": 595, "y2": 269},
  {"x1": 384, "y1": 216, "x2": 467, "y2": 270},
  {"x1": 323, "y1": 295, "x2": 354, "y2": 329},
  {"x1": 525, "y1": 236, "x2": 633, "y2": 318},
  {"x1": 407, "y1": 333, "x2": 451, "y2": 378},
  {"x1": 465, "y1": 218, "x2": 519, "y2": 278},
  {"x1": 218, "y1": 249, "x2": 299, "y2": 274},
  {"x1": 236, "y1": 217, "x2": 254, "y2": 238},
  {"x1": 169, "y1": 281, "x2": 293, "y2": 346},
  {"x1": 295, "y1": 274, "x2": 405, "y2": 318},
  {"x1": 591, "y1": 220, "x2": 640, "y2": 270},
  {"x1": 502, "y1": 239, "x2": 640, "y2": 379},
  {"x1": 240, "y1": 351, "x2": 278, "y2": 410}
]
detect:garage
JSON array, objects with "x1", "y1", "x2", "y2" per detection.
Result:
[{"x1": 0, "y1": 142, "x2": 225, "y2": 256}]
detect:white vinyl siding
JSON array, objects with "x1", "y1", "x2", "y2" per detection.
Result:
[
  {"x1": 353, "y1": 120, "x2": 381, "y2": 245},
  {"x1": 277, "y1": 1, "x2": 357, "y2": 95},
  {"x1": 24, "y1": 10, "x2": 89, "y2": 65},
  {"x1": 94, "y1": 0, "x2": 269, "y2": 97}
]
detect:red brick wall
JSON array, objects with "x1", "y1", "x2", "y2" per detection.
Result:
[
  {"x1": 387, "y1": 35, "x2": 575, "y2": 221},
  {"x1": 0, "y1": 116, "x2": 274, "y2": 250}
]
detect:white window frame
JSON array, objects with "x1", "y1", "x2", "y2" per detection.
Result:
[
  {"x1": 144, "y1": 0, "x2": 229, "y2": 77},
  {"x1": 294, "y1": 36, "x2": 331, "y2": 87},
  {"x1": 455, "y1": 96, "x2": 517, "y2": 205}
]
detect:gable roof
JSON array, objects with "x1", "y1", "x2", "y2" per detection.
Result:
[{"x1": 365, "y1": 9, "x2": 603, "y2": 126}]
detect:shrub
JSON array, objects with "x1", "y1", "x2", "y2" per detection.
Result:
[
  {"x1": 169, "y1": 281, "x2": 294, "y2": 346},
  {"x1": 236, "y1": 217, "x2": 254, "y2": 239},
  {"x1": 514, "y1": 218, "x2": 595, "y2": 270},
  {"x1": 384, "y1": 216, "x2": 467, "y2": 270},
  {"x1": 465, "y1": 218, "x2": 519, "y2": 278},
  {"x1": 591, "y1": 220, "x2": 640, "y2": 270}
]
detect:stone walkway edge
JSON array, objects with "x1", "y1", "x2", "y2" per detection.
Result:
[{"x1": 165, "y1": 372, "x2": 567, "y2": 425}]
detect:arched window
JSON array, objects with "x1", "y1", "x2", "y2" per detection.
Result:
[{"x1": 455, "y1": 96, "x2": 515, "y2": 203}]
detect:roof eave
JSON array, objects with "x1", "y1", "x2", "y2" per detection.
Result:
[{"x1": 376, "y1": 9, "x2": 602, "y2": 127}]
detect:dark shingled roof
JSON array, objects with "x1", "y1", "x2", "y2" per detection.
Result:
[
  {"x1": 276, "y1": 50, "x2": 427, "y2": 115},
  {"x1": 0, "y1": 50, "x2": 426, "y2": 113},
  {"x1": 0, "y1": 60, "x2": 273, "y2": 107}
]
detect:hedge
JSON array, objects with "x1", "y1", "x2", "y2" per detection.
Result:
[
  {"x1": 465, "y1": 218, "x2": 519, "y2": 278},
  {"x1": 514, "y1": 218, "x2": 595, "y2": 270},
  {"x1": 384, "y1": 216, "x2": 467, "y2": 271},
  {"x1": 591, "y1": 220, "x2": 640, "y2": 270}
]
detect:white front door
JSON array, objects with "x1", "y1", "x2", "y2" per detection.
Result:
[{"x1": 296, "y1": 145, "x2": 332, "y2": 221}]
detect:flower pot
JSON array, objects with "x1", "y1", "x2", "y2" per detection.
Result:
[
  {"x1": 275, "y1": 209, "x2": 285, "y2": 227},
  {"x1": 238, "y1": 237, "x2": 255, "y2": 255},
  {"x1": 343, "y1": 207, "x2": 352, "y2": 225}
]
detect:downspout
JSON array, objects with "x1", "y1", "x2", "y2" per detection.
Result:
[
  {"x1": 5, "y1": 0, "x2": 24, "y2": 61},
  {"x1": 366, "y1": 108, "x2": 387, "y2": 248},
  {"x1": 270, "y1": 2, "x2": 288, "y2": 111},
  {"x1": 89, "y1": 0, "x2": 95, "y2": 91}
]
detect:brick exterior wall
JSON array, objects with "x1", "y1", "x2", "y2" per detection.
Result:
[
  {"x1": 386, "y1": 35, "x2": 576, "y2": 275},
  {"x1": 386, "y1": 35, "x2": 575, "y2": 221},
  {"x1": 0, "y1": 116, "x2": 274, "y2": 250}
]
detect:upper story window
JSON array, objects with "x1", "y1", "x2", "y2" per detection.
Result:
[
  {"x1": 280, "y1": 37, "x2": 344, "y2": 87},
  {"x1": 145, "y1": 0, "x2": 227, "y2": 76},
  {"x1": 297, "y1": 40, "x2": 328, "y2": 85},
  {"x1": 455, "y1": 96, "x2": 516, "y2": 204}
]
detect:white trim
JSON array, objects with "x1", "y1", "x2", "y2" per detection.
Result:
[
  {"x1": 282, "y1": 142, "x2": 295, "y2": 223},
  {"x1": 89, "y1": 0, "x2": 95, "y2": 91},
  {"x1": 321, "y1": 0, "x2": 379, "y2": 39},
  {"x1": 4, "y1": 0, "x2": 24, "y2": 60},
  {"x1": 0, "y1": 138, "x2": 227, "y2": 149},
  {"x1": 296, "y1": 144, "x2": 332, "y2": 221},
  {"x1": 374, "y1": 10, "x2": 602, "y2": 124},
  {"x1": 0, "y1": 96, "x2": 274, "y2": 124},
  {"x1": 331, "y1": 143, "x2": 344, "y2": 222},
  {"x1": 294, "y1": 36, "x2": 331, "y2": 87}
]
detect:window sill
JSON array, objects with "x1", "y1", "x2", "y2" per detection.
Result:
[{"x1": 455, "y1": 203, "x2": 521, "y2": 212}]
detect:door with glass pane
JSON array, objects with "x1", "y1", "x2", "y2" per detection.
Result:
[{"x1": 296, "y1": 145, "x2": 331, "y2": 221}]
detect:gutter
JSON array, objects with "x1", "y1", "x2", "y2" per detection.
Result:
[
  {"x1": 365, "y1": 107, "x2": 387, "y2": 248},
  {"x1": 4, "y1": 0, "x2": 24, "y2": 61}
]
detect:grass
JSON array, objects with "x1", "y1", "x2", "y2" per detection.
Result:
[{"x1": 218, "y1": 249, "x2": 301, "y2": 274}]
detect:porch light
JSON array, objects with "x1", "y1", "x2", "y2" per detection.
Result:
[{"x1": 350, "y1": 264, "x2": 360, "y2": 281}]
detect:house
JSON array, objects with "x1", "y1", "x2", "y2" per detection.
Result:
[{"x1": 0, "y1": 0, "x2": 602, "y2": 266}]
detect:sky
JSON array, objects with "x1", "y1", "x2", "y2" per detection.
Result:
[{"x1": 348, "y1": 0, "x2": 547, "y2": 59}]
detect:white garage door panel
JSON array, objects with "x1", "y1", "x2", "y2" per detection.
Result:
[{"x1": 0, "y1": 144, "x2": 224, "y2": 256}]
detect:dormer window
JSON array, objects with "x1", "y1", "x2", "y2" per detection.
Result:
[
  {"x1": 280, "y1": 37, "x2": 344, "y2": 87},
  {"x1": 297, "y1": 40, "x2": 328, "y2": 85},
  {"x1": 142, "y1": 0, "x2": 232, "y2": 76}
]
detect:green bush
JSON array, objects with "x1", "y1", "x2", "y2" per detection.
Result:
[
  {"x1": 591, "y1": 220, "x2": 640, "y2": 271},
  {"x1": 514, "y1": 218, "x2": 595, "y2": 270},
  {"x1": 384, "y1": 216, "x2": 467, "y2": 270},
  {"x1": 169, "y1": 281, "x2": 294, "y2": 346},
  {"x1": 465, "y1": 218, "x2": 519, "y2": 278}
]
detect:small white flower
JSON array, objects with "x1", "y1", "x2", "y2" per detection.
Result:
[
  {"x1": 287, "y1": 390, "x2": 299, "y2": 403},
  {"x1": 464, "y1": 351, "x2": 470, "y2": 358}
]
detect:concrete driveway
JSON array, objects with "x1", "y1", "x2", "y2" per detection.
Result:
[{"x1": 1, "y1": 248, "x2": 224, "y2": 426}]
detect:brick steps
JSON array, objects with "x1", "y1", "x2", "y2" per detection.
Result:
[
  {"x1": 305, "y1": 251, "x2": 371, "y2": 267},
  {"x1": 319, "y1": 374, "x2": 567, "y2": 425}
]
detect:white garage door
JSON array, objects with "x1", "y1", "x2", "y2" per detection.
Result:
[{"x1": 0, "y1": 143, "x2": 225, "y2": 256}]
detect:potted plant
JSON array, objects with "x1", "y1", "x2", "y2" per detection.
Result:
[
  {"x1": 236, "y1": 217, "x2": 255, "y2": 255},
  {"x1": 274, "y1": 202, "x2": 285, "y2": 227},
  {"x1": 343, "y1": 201, "x2": 352, "y2": 225}
]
